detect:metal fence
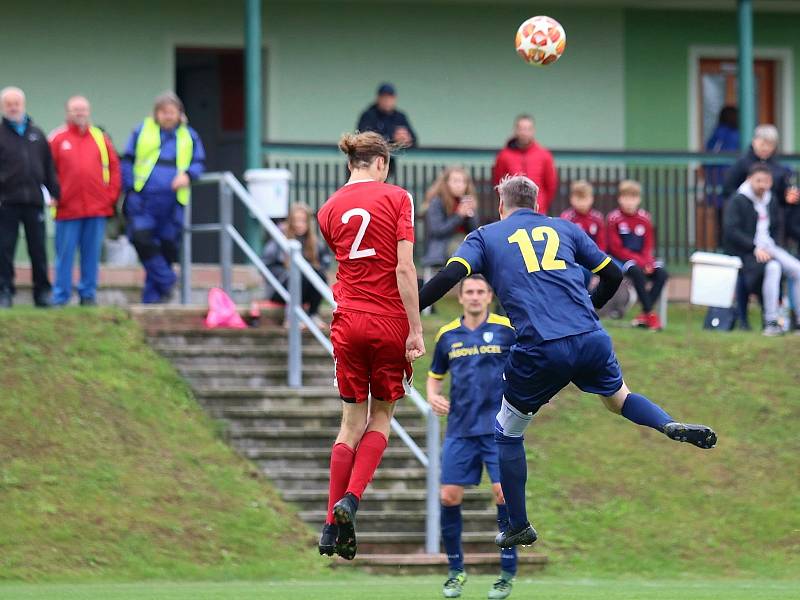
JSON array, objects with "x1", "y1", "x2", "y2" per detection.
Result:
[{"x1": 264, "y1": 143, "x2": 800, "y2": 267}]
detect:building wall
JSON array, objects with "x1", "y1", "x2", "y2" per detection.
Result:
[
  {"x1": 0, "y1": 1, "x2": 625, "y2": 152},
  {"x1": 624, "y1": 9, "x2": 800, "y2": 152}
]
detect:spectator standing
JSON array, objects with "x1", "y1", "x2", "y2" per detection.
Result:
[
  {"x1": 721, "y1": 124, "x2": 800, "y2": 328},
  {"x1": 561, "y1": 180, "x2": 606, "y2": 288},
  {"x1": 0, "y1": 86, "x2": 60, "y2": 308},
  {"x1": 121, "y1": 92, "x2": 205, "y2": 303},
  {"x1": 722, "y1": 124, "x2": 800, "y2": 242},
  {"x1": 262, "y1": 203, "x2": 331, "y2": 329},
  {"x1": 357, "y1": 83, "x2": 417, "y2": 149},
  {"x1": 49, "y1": 96, "x2": 121, "y2": 306},
  {"x1": 421, "y1": 167, "x2": 479, "y2": 274},
  {"x1": 607, "y1": 180, "x2": 668, "y2": 331},
  {"x1": 492, "y1": 115, "x2": 557, "y2": 215},
  {"x1": 703, "y1": 106, "x2": 739, "y2": 243},
  {"x1": 723, "y1": 164, "x2": 800, "y2": 336}
]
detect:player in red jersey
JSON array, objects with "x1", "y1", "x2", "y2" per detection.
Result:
[{"x1": 316, "y1": 132, "x2": 425, "y2": 560}]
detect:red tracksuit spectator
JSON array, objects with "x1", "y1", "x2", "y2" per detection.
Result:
[
  {"x1": 607, "y1": 180, "x2": 668, "y2": 330},
  {"x1": 560, "y1": 180, "x2": 606, "y2": 250},
  {"x1": 492, "y1": 115, "x2": 557, "y2": 215},
  {"x1": 49, "y1": 96, "x2": 121, "y2": 305}
]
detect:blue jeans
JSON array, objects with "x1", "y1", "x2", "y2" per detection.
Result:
[{"x1": 53, "y1": 217, "x2": 106, "y2": 305}]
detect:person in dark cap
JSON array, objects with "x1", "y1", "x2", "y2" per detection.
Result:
[{"x1": 356, "y1": 83, "x2": 417, "y2": 149}]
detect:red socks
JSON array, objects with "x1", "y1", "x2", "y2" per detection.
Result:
[
  {"x1": 346, "y1": 430, "x2": 388, "y2": 500},
  {"x1": 326, "y1": 442, "x2": 356, "y2": 524}
]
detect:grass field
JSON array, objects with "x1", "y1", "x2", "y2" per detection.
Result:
[
  {"x1": 1, "y1": 304, "x2": 798, "y2": 590},
  {"x1": 1, "y1": 575, "x2": 799, "y2": 599}
]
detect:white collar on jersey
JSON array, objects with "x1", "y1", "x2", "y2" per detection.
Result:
[{"x1": 344, "y1": 179, "x2": 376, "y2": 186}]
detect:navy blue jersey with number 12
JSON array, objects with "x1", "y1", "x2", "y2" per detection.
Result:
[{"x1": 449, "y1": 208, "x2": 611, "y2": 348}]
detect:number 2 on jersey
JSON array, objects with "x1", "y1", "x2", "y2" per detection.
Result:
[
  {"x1": 341, "y1": 208, "x2": 377, "y2": 259},
  {"x1": 507, "y1": 226, "x2": 566, "y2": 272}
]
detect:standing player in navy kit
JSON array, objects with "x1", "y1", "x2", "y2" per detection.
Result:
[
  {"x1": 428, "y1": 275, "x2": 517, "y2": 599},
  {"x1": 316, "y1": 132, "x2": 425, "y2": 560},
  {"x1": 419, "y1": 175, "x2": 717, "y2": 549}
]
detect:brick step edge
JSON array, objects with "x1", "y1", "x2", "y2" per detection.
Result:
[{"x1": 332, "y1": 552, "x2": 548, "y2": 567}]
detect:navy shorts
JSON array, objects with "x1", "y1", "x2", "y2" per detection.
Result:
[
  {"x1": 503, "y1": 328, "x2": 624, "y2": 414},
  {"x1": 441, "y1": 434, "x2": 500, "y2": 486}
]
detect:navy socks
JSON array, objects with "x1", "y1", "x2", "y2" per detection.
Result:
[
  {"x1": 621, "y1": 392, "x2": 673, "y2": 431},
  {"x1": 441, "y1": 504, "x2": 464, "y2": 572},
  {"x1": 494, "y1": 431, "x2": 529, "y2": 530},
  {"x1": 496, "y1": 503, "x2": 518, "y2": 575}
]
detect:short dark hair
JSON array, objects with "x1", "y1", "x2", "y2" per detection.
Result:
[
  {"x1": 515, "y1": 114, "x2": 534, "y2": 125},
  {"x1": 496, "y1": 174, "x2": 539, "y2": 210},
  {"x1": 457, "y1": 273, "x2": 491, "y2": 295},
  {"x1": 748, "y1": 163, "x2": 773, "y2": 178}
]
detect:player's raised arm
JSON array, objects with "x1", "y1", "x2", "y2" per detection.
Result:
[
  {"x1": 396, "y1": 239, "x2": 425, "y2": 362},
  {"x1": 419, "y1": 229, "x2": 484, "y2": 311}
]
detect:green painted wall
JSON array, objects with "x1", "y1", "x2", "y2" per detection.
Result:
[
  {"x1": 624, "y1": 9, "x2": 800, "y2": 152},
  {"x1": 0, "y1": 1, "x2": 625, "y2": 151},
  {"x1": 264, "y1": 2, "x2": 625, "y2": 149}
]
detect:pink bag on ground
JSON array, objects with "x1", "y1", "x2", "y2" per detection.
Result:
[{"x1": 205, "y1": 287, "x2": 248, "y2": 329}]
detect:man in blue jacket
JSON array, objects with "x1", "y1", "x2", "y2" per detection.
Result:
[
  {"x1": 357, "y1": 83, "x2": 417, "y2": 178},
  {"x1": 121, "y1": 92, "x2": 205, "y2": 303}
]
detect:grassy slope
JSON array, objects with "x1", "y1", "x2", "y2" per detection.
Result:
[
  {"x1": 413, "y1": 301, "x2": 800, "y2": 579},
  {"x1": 0, "y1": 308, "x2": 321, "y2": 582}
]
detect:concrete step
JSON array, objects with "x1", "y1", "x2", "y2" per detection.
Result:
[
  {"x1": 150, "y1": 342, "x2": 330, "y2": 357},
  {"x1": 226, "y1": 426, "x2": 427, "y2": 449},
  {"x1": 299, "y1": 509, "x2": 500, "y2": 533},
  {"x1": 147, "y1": 327, "x2": 321, "y2": 346},
  {"x1": 220, "y1": 405, "x2": 426, "y2": 429},
  {"x1": 332, "y1": 552, "x2": 547, "y2": 575},
  {"x1": 281, "y1": 489, "x2": 492, "y2": 512},
  {"x1": 179, "y1": 364, "x2": 334, "y2": 388},
  {"x1": 247, "y1": 447, "x2": 424, "y2": 471},
  {"x1": 264, "y1": 467, "x2": 428, "y2": 491}
]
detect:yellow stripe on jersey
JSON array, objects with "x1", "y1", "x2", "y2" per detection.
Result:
[
  {"x1": 487, "y1": 313, "x2": 514, "y2": 329},
  {"x1": 591, "y1": 256, "x2": 612, "y2": 273},
  {"x1": 446, "y1": 256, "x2": 472, "y2": 276},
  {"x1": 427, "y1": 370, "x2": 446, "y2": 380},
  {"x1": 434, "y1": 317, "x2": 461, "y2": 343}
]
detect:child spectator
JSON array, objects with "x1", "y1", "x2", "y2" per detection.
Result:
[
  {"x1": 561, "y1": 180, "x2": 606, "y2": 288},
  {"x1": 607, "y1": 180, "x2": 668, "y2": 331},
  {"x1": 421, "y1": 166, "x2": 479, "y2": 275},
  {"x1": 262, "y1": 203, "x2": 331, "y2": 329}
]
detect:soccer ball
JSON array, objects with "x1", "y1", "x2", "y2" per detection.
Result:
[{"x1": 515, "y1": 16, "x2": 566, "y2": 66}]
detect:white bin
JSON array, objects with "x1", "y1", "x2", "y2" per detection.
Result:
[
  {"x1": 689, "y1": 252, "x2": 743, "y2": 308},
  {"x1": 244, "y1": 168, "x2": 292, "y2": 220}
]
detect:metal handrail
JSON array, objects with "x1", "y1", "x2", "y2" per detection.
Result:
[{"x1": 181, "y1": 171, "x2": 441, "y2": 553}]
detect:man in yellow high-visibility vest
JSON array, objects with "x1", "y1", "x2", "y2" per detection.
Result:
[{"x1": 121, "y1": 92, "x2": 205, "y2": 303}]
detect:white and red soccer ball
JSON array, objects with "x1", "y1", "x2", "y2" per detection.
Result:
[{"x1": 515, "y1": 16, "x2": 566, "y2": 67}]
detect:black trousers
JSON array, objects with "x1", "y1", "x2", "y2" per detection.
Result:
[
  {"x1": 0, "y1": 203, "x2": 50, "y2": 296},
  {"x1": 270, "y1": 268, "x2": 327, "y2": 316},
  {"x1": 626, "y1": 265, "x2": 668, "y2": 313}
]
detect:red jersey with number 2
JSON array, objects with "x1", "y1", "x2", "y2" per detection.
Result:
[{"x1": 318, "y1": 180, "x2": 415, "y2": 318}]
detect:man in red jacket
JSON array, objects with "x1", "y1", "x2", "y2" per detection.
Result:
[
  {"x1": 606, "y1": 180, "x2": 668, "y2": 331},
  {"x1": 49, "y1": 96, "x2": 121, "y2": 306},
  {"x1": 492, "y1": 115, "x2": 558, "y2": 214}
]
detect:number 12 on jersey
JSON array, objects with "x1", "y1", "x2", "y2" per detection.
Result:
[{"x1": 508, "y1": 226, "x2": 566, "y2": 272}]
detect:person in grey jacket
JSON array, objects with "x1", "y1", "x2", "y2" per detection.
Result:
[
  {"x1": 421, "y1": 167, "x2": 479, "y2": 271},
  {"x1": 262, "y1": 203, "x2": 331, "y2": 328}
]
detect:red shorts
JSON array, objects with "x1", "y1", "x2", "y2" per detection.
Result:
[{"x1": 330, "y1": 310, "x2": 413, "y2": 403}]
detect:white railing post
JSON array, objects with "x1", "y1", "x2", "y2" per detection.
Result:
[
  {"x1": 180, "y1": 191, "x2": 192, "y2": 305},
  {"x1": 220, "y1": 179, "x2": 234, "y2": 296},
  {"x1": 287, "y1": 240, "x2": 303, "y2": 388},
  {"x1": 425, "y1": 407, "x2": 441, "y2": 554}
]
